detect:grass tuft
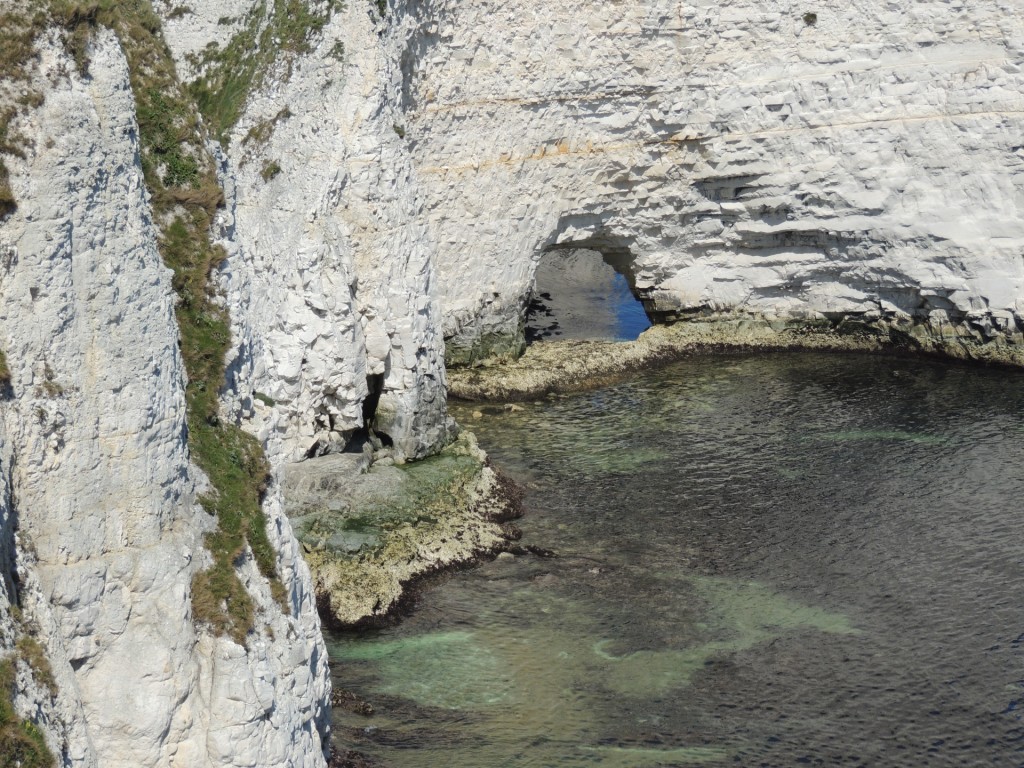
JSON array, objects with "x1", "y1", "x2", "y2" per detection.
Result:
[
  {"x1": 0, "y1": 659, "x2": 55, "y2": 768},
  {"x1": 0, "y1": 176, "x2": 14, "y2": 219},
  {"x1": 188, "y1": 0, "x2": 341, "y2": 142},
  {"x1": 252, "y1": 391, "x2": 276, "y2": 407},
  {"x1": 0, "y1": 9, "x2": 49, "y2": 82},
  {"x1": 15, "y1": 637, "x2": 57, "y2": 698},
  {"x1": 241, "y1": 106, "x2": 291, "y2": 148},
  {"x1": 260, "y1": 159, "x2": 281, "y2": 181},
  {"x1": 0, "y1": 6, "x2": 52, "y2": 219}
]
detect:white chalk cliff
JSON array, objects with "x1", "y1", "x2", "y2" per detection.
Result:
[
  {"x1": 0, "y1": 15, "x2": 328, "y2": 768},
  {"x1": 412, "y1": 0, "x2": 1024, "y2": 358},
  {"x1": 0, "y1": 0, "x2": 1022, "y2": 765}
]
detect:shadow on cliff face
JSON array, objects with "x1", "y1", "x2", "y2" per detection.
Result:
[{"x1": 526, "y1": 248, "x2": 652, "y2": 344}]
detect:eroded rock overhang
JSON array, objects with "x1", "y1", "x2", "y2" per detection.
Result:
[{"x1": 403, "y1": 0, "x2": 1024, "y2": 366}]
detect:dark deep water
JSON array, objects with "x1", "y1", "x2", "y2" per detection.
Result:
[{"x1": 328, "y1": 353, "x2": 1024, "y2": 767}]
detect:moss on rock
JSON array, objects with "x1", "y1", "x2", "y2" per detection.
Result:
[
  {"x1": 286, "y1": 433, "x2": 521, "y2": 627},
  {"x1": 188, "y1": 0, "x2": 342, "y2": 142},
  {"x1": 444, "y1": 330, "x2": 527, "y2": 369}
]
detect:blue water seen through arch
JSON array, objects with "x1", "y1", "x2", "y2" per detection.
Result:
[{"x1": 526, "y1": 249, "x2": 651, "y2": 343}]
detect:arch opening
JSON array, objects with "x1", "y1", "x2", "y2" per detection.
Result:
[{"x1": 526, "y1": 246, "x2": 652, "y2": 344}]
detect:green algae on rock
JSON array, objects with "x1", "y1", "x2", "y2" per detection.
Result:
[
  {"x1": 447, "y1": 315, "x2": 1024, "y2": 402},
  {"x1": 283, "y1": 432, "x2": 521, "y2": 626},
  {"x1": 444, "y1": 330, "x2": 527, "y2": 369}
]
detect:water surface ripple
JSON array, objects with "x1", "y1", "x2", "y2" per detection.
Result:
[{"x1": 329, "y1": 353, "x2": 1024, "y2": 767}]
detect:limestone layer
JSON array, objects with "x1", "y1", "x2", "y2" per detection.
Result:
[{"x1": 407, "y1": 0, "x2": 1024, "y2": 364}]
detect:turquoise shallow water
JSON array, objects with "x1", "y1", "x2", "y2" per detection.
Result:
[{"x1": 329, "y1": 352, "x2": 1024, "y2": 767}]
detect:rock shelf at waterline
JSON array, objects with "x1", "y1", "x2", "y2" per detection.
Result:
[
  {"x1": 446, "y1": 316, "x2": 1024, "y2": 402},
  {"x1": 282, "y1": 433, "x2": 522, "y2": 627}
]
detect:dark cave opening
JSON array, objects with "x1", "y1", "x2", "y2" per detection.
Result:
[{"x1": 347, "y1": 373, "x2": 393, "y2": 452}]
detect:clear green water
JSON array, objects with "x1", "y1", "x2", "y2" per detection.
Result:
[{"x1": 328, "y1": 353, "x2": 1024, "y2": 767}]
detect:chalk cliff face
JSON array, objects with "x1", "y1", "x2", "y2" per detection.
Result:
[
  {"x1": 159, "y1": 0, "x2": 454, "y2": 465},
  {"x1": 1, "y1": 0, "x2": 1023, "y2": 766},
  {"x1": 161, "y1": 0, "x2": 1024, "y2": 504},
  {"x1": 406, "y1": 0, "x2": 1024, "y2": 361},
  {"x1": 0, "y1": 20, "x2": 327, "y2": 768}
]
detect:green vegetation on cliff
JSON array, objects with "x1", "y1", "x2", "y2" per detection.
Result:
[
  {"x1": 63, "y1": 0, "x2": 285, "y2": 643},
  {"x1": 0, "y1": 6, "x2": 50, "y2": 219},
  {"x1": 188, "y1": 0, "x2": 341, "y2": 141},
  {"x1": 0, "y1": 0, "x2": 285, "y2": 643},
  {"x1": 0, "y1": 658, "x2": 55, "y2": 768}
]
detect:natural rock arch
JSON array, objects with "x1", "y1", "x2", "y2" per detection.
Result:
[{"x1": 526, "y1": 236, "x2": 654, "y2": 343}]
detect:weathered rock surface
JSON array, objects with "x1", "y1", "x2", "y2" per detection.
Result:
[
  {"x1": 2, "y1": 0, "x2": 1023, "y2": 765},
  {"x1": 406, "y1": 0, "x2": 1024, "y2": 364},
  {"x1": 158, "y1": 0, "x2": 455, "y2": 465},
  {"x1": 0, "y1": 23, "x2": 328, "y2": 768},
  {"x1": 448, "y1": 317, "x2": 1024, "y2": 403},
  {"x1": 283, "y1": 433, "x2": 519, "y2": 626}
]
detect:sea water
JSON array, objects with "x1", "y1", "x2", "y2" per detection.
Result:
[{"x1": 329, "y1": 353, "x2": 1024, "y2": 767}]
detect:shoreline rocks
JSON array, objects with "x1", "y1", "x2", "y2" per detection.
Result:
[
  {"x1": 448, "y1": 316, "x2": 1024, "y2": 402},
  {"x1": 283, "y1": 432, "x2": 522, "y2": 628}
]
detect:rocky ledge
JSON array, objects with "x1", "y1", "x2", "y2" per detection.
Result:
[
  {"x1": 282, "y1": 433, "x2": 521, "y2": 627},
  {"x1": 448, "y1": 315, "x2": 1024, "y2": 402}
]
